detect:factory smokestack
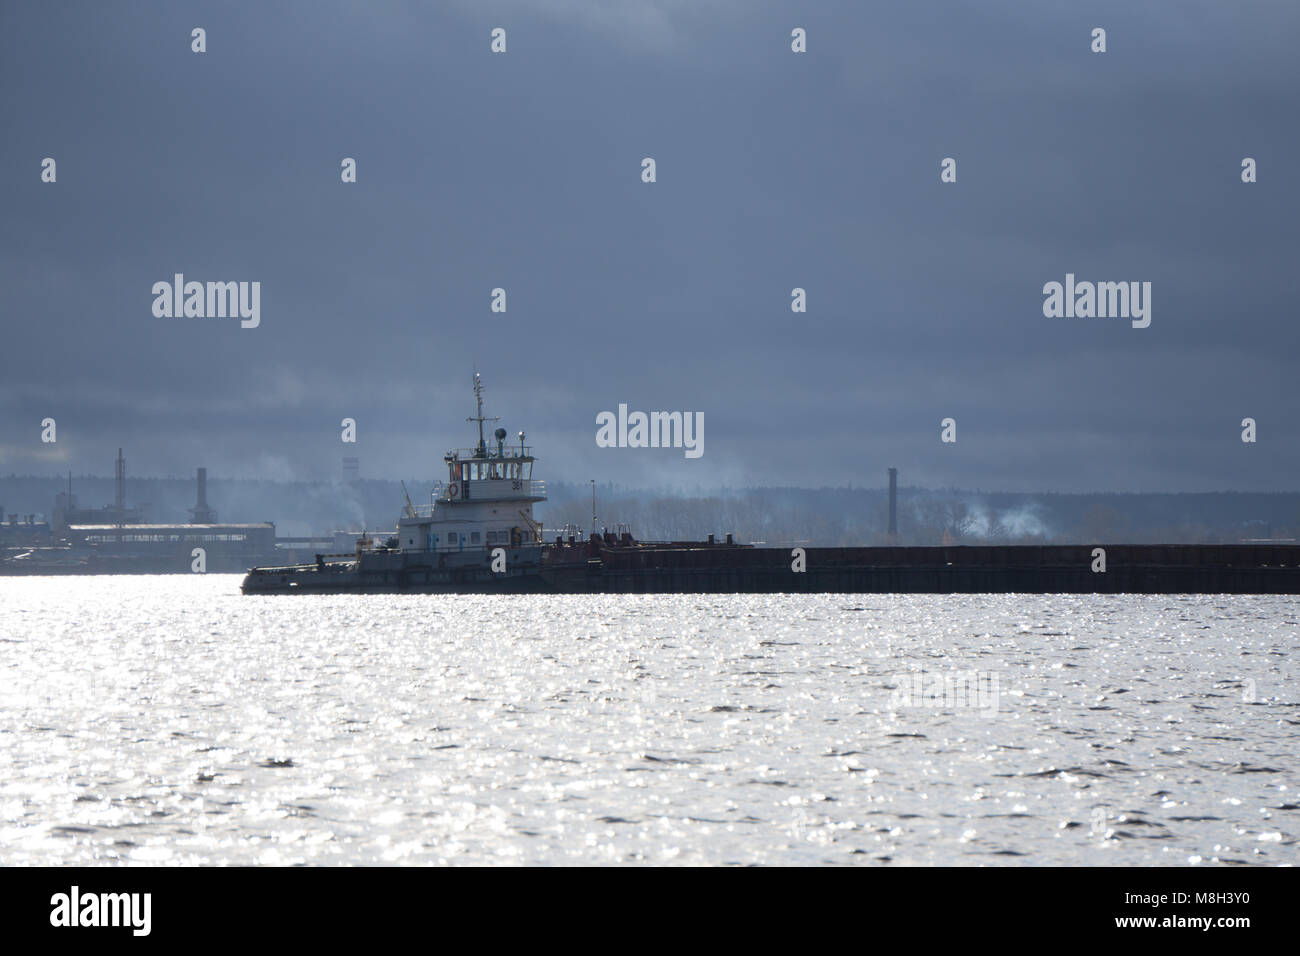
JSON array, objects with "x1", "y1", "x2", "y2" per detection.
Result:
[
  {"x1": 190, "y1": 467, "x2": 217, "y2": 524},
  {"x1": 887, "y1": 467, "x2": 898, "y2": 542},
  {"x1": 115, "y1": 448, "x2": 126, "y2": 527}
]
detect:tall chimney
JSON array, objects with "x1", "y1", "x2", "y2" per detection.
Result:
[
  {"x1": 115, "y1": 448, "x2": 126, "y2": 526},
  {"x1": 190, "y1": 467, "x2": 217, "y2": 523},
  {"x1": 887, "y1": 467, "x2": 898, "y2": 542}
]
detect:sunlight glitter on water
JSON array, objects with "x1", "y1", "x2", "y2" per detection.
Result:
[{"x1": 0, "y1": 575, "x2": 1296, "y2": 865}]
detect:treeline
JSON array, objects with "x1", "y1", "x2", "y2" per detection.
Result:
[
  {"x1": 541, "y1": 483, "x2": 1300, "y2": 546},
  {"x1": 1, "y1": 473, "x2": 1297, "y2": 544}
]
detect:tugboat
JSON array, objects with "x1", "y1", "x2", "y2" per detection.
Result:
[
  {"x1": 242, "y1": 374, "x2": 1300, "y2": 596},
  {"x1": 242, "y1": 374, "x2": 551, "y2": 594}
]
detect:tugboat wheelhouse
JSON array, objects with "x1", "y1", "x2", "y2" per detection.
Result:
[{"x1": 395, "y1": 373, "x2": 546, "y2": 554}]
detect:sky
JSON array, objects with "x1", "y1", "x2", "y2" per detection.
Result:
[{"x1": 1, "y1": 0, "x2": 1298, "y2": 493}]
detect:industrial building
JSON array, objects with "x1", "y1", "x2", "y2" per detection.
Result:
[
  {"x1": 3, "y1": 451, "x2": 286, "y2": 574},
  {"x1": 52, "y1": 450, "x2": 146, "y2": 531},
  {"x1": 61, "y1": 521, "x2": 278, "y2": 572},
  {"x1": 0, "y1": 512, "x2": 53, "y2": 548}
]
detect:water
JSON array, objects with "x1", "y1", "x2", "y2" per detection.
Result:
[{"x1": 1, "y1": 576, "x2": 1296, "y2": 865}]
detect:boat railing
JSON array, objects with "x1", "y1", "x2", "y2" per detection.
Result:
[
  {"x1": 445, "y1": 445, "x2": 534, "y2": 461},
  {"x1": 405, "y1": 477, "x2": 547, "y2": 516},
  {"x1": 428, "y1": 479, "x2": 546, "y2": 501}
]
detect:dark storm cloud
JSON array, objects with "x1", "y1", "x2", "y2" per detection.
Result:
[{"x1": 1, "y1": 0, "x2": 1297, "y2": 492}]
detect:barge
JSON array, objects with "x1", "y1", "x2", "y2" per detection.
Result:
[{"x1": 241, "y1": 377, "x2": 1300, "y2": 596}]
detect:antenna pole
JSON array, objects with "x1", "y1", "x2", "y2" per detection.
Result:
[
  {"x1": 466, "y1": 370, "x2": 500, "y2": 457},
  {"x1": 474, "y1": 373, "x2": 484, "y2": 452},
  {"x1": 591, "y1": 479, "x2": 596, "y2": 536}
]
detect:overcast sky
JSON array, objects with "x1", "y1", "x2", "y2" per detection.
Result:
[{"x1": 2, "y1": 0, "x2": 1297, "y2": 493}]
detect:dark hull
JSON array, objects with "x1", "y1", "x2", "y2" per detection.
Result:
[{"x1": 241, "y1": 543, "x2": 1300, "y2": 595}]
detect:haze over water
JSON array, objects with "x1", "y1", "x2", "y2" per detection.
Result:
[{"x1": 1, "y1": 577, "x2": 1296, "y2": 865}]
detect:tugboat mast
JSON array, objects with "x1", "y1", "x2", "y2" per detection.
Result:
[{"x1": 466, "y1": 370, "x2": 500, "y2": 457}]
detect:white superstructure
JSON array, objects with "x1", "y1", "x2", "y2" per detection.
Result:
[{"x1": 394, "y1": 374, "x2": 546, "y2": 556}]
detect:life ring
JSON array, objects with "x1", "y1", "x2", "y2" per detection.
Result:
[{"x1": 447, "y1": 483, "x2": 459, "y2": 498}]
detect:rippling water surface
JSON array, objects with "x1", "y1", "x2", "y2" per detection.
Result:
[{"x1": 1, "y1": 576, "x2": 1297, "y2": 865}]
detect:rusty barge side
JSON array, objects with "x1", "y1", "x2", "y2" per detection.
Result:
[{"x1": 536, "y1": 538, "x2": 1300, "y2": 594}]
